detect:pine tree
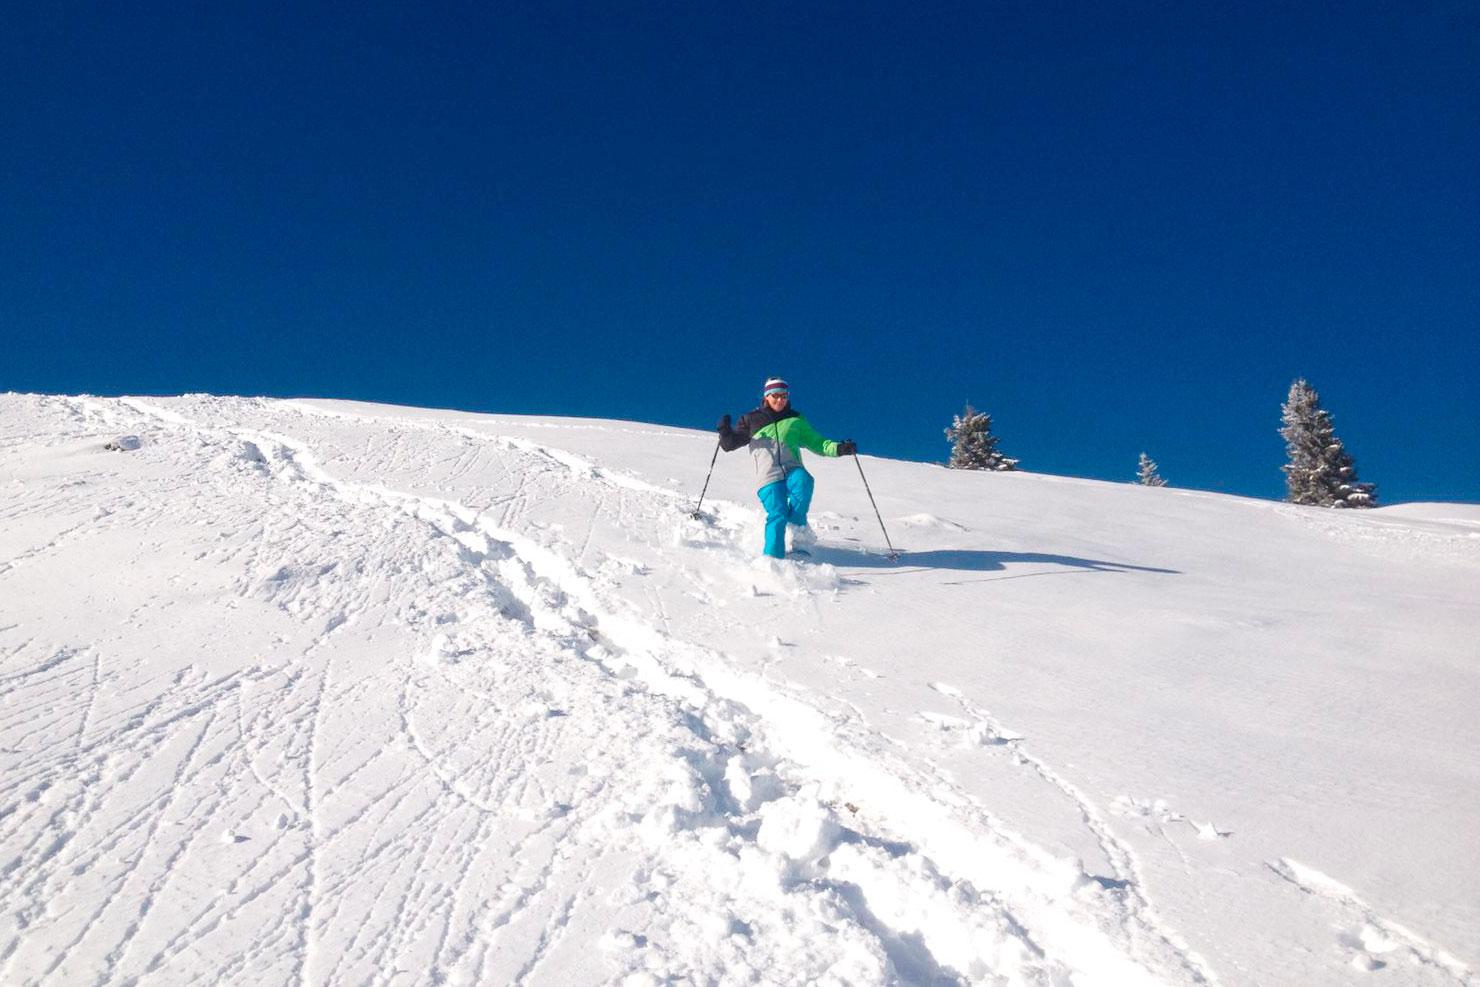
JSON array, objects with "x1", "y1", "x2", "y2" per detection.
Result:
[
  {"x1": 945, "y1": 405, "x2": 1019, "y2": 471},
  {"x1": 1279, "y1": 378, "x2": 1377, "y2": 508},
  {"x1": 1136, "y1": 452, "x2": 1167, "y2": 487}
]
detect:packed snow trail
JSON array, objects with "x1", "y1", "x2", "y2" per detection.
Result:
[{"x1": 2, "y1": 394, "x2": 1476, "y2": 986}]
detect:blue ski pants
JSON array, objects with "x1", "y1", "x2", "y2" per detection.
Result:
[{"x1": 757, "y1": 468, "x2": 814, "y2": 559}]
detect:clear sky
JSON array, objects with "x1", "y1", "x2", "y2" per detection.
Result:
[{"x1": 4, "y1": 1, "x2": 1476, "y2": 503}]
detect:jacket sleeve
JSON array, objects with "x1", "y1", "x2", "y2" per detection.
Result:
[
  {"x1": 718, "y1": 413, "x2": 752, "y2": 452},
  {"x1": 791, "y1": 416, "x2": 839, "y2": 457}
]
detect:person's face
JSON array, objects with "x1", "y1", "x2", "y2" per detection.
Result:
[{"x1": 765, "y1": 391, "x2": 789, "y2": 409}]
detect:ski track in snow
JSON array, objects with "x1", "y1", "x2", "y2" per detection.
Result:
[
  {"x1": 919, "y1": 683, "x2": 1217, "y2": 985},
  {"x1": 1267, "y1": 858, "x2": 1474, "y2": 982},
  {"x1": 1, "y1": 393, "x2": 1473, "y2": 987}
]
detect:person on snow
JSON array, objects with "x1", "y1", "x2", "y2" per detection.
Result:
[{"x1": 716, "y1": 377, "x2": 857, "y2": 559}]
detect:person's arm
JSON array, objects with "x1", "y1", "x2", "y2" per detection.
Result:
[
  {"x1": 790, "y1": 416, "x2": 857, "y2": 457},
  {"x1": 717, "y1": 413, "x2": 752, "y2": 452},
  {"x1": 789, "y1": 416, "x2": 845, "y2": 457}
]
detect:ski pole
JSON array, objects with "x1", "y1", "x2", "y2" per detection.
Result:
[
  {"x1": 690, "y1": 438, "x2": 722, "y2": 519},
  {"x1": 853, "y1": 455, "x2": 900, "y2": 561}
]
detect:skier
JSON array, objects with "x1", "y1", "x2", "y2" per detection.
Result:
[{"x1": 717, "y1": 377, "x2": 856, "y2": 559}]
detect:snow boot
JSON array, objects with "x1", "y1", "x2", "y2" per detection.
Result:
[{"x1": 786, "y1": 524, "x2": 817, "y2": 557}]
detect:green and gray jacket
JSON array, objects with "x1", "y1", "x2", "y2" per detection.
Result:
[{"x1": 719, "y1": 405, "x2": 841, "y2": 488}]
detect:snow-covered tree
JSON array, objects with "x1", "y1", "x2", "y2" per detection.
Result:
[
  {"x1": 945, "y1": 405, "x2": 1018, "y2": 471},
  {"x1": 1279, "y1": 378, "x2": 1377, "y2": 508},
  {"x1": 1136, "y1": 452, "x2": 1167, "y2": 487}
]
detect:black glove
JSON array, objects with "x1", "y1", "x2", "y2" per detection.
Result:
[
  {"x1": 836, "y1": 439, "x2": 857, "y2": 456},
  {"x1": 716, "y1": 414, "x2": 732, "y2": 433}
]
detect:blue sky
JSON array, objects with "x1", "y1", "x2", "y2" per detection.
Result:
[{"x1": 4, "y1": 1, "x2": 1476, "y2": 503}]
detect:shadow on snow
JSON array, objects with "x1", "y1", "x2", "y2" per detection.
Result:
[{"x1": 811, "y1": 545, "x2": 1181, "y2": 578}]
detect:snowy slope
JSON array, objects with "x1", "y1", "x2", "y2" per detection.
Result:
[{"x1": 2, "y1": 393, "x2": 1476, "y2": 987}]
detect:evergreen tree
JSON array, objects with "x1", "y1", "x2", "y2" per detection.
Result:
[
  {"x1": 1136, "y1": 452, "x2": 1168, "y2": 487},
  {"x1": 945, "y1": 405, "x2": 1019, "y2": 471},
  {"x1": 1279, "y1": 378, "x2": 1377, "y2": 508}
]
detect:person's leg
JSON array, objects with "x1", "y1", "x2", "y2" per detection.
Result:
[
  {"x1": 784, "y1": 468, "x2": 814, "y2": 527},
  {"x1": 757, "y1": 481, "x2": 788, "y2": 558}
]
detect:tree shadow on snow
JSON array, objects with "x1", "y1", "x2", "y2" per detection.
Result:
[{"x1": 811, "y1": 545, "x2": 1180, "y2": 580}]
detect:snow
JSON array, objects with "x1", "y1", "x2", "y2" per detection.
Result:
[{"x1": 2, "y1": 392, "x2": 1476, "y2": 987}]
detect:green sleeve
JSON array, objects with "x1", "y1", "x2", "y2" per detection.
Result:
[{"x1": 790, "y1": 416, "x2": 838, "y2": 457}]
